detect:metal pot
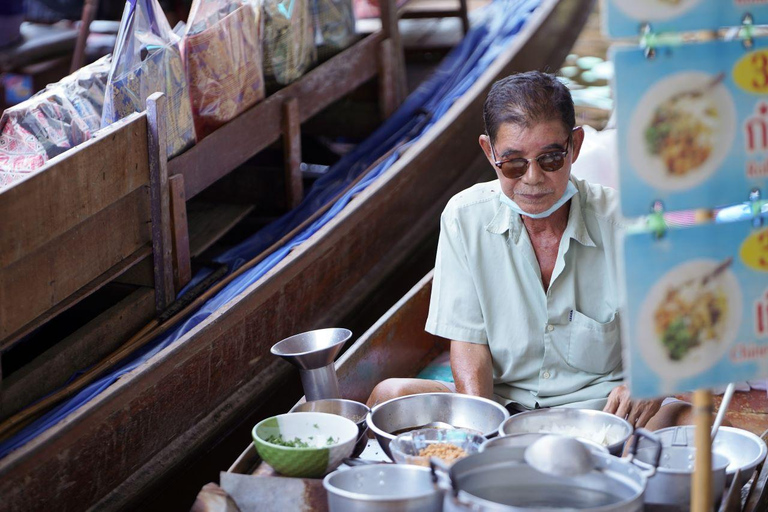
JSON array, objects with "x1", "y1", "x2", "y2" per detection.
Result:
[
  {"x1": 500, "y1": 408, "x2": 633, "y2": 456},
  {"x1": 633, "y1": 445, "x2": 729, "y2": 510},
  {"x1": 367, "y1": 393, "x2": 509, "y2": 460},
  {"x1": 433, "y1": 430, "x2": 661, "y2": 511},
  {"x1": 291, "y1": 399, "x2": 370, "y2": 458},
  {"x1": 323, "y1": 464, "x2": 442, "y2": 512},
  {"x1": 639, "y1": 425, "x2": 768, "y2": 487}
]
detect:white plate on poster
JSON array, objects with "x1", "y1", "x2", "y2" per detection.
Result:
[
  {"x1": 611, "y1": 0, "x2": 701, "y2": 22},
  {"x1": 636, "y1": 259, "x2": 742, "y2": 383},
  {"x1": 627, "y1": 71, "x2": 736, "y2": 192}
]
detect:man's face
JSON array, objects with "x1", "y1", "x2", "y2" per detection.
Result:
[{"x1": 479, "y1": 120, "x2": 583, "y2": 216}]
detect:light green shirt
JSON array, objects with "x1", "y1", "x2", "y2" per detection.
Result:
[{"x1": 425, "y1": 177, "x2": 625, "y2": 410}]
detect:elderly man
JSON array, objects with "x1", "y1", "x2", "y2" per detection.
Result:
[{"x1": 367, "y1": 71, "x2": 690, "y2": 430}]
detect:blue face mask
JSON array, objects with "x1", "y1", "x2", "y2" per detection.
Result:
[{"x1": 499, "y1": 181, "x2": 578, "y2": 219}]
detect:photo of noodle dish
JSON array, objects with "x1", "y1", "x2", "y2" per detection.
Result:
[
  {"x1": 628, "y1": 71, "x2": 736, "y2": 191},
  {"x1": 611, "y1": 0, "x2": 701, "y2": 21},
  {"x1": 636, "y1": 259, "x2": 742, "y2": 380}
]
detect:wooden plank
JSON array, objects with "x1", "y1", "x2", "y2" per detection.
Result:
[
  {"x1": 379, "y1": 0, "x2": 408, "y2": 104},
  {"x1": 169, "y1": 175, "x2": 192, "y2": 292},
  {"x1": 147, "y1": 93, "x2": 175, "y2": 312},
  {"x1": 187, "y1": 203, "x2": 256, "y2": 258},
  {"x1": 0, "y1": 113, "x2": 149, "y2": 268},
  {"x1": 0, "y1": 188, "x2": 152, "y2": 345},
  {"x1": 1, "y1": 288, "x2": 155, "y2": 421},
  {"x1": 378, "y1": 39, "x2": 398, "y2": 119},
  {"x1": 282, "y1": 98, "x2": 303, "y2": 209},
  {"x1": 168, "y1": 32, "x2": 385, "y2": 200}
]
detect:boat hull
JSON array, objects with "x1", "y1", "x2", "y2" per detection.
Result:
[{"x1": 0, "y1": 1, "x2": 595, "y2": 510}]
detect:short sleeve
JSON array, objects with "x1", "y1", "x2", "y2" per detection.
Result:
[{"x1": 425, "y1": 204, "x2": 488, "y2": 344}]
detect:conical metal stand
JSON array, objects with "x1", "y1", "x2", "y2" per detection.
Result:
[{"x1": 270, "y1": 328, "x2": 352, "y2": 401}]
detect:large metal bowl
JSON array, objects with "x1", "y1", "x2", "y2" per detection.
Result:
[
  {"x1": 638, "y1": 425, "x2": 768, "y2": 487},
  {"x1": 481, "y1": 432, "x2": 609, "y2": 455},
  {"x1": 500, "y1": 408, "x2": 633, "y2": 455},
  {"x1": 367, "y1": 393, "x2": 509, "y2": 460},
  {"x1": 291, "y1": 399, "x2": 370, "y2": 458}
]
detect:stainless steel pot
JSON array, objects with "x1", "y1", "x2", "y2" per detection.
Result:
[
  {"x1": 638, "y1": 425, "x2": 768, "y2": 487},
  {"x1": 367, "y1": 393, "x2": 509, "y2": 460},
  {"x1": 323, "y1": 464, "x2": 442, "y2": 512},
  {"x1": 634, "y1": 445, "x2": 729, "y2": 510},
  {"x1": 433, "y1": 430, "x2": 661, "y2": 512}
]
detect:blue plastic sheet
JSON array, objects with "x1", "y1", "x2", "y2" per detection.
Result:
[{"x1": 0, "y1": 0, "x2": 541, "y2": 459}]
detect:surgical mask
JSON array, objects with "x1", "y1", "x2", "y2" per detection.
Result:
[{"x1": 499, "y1": 181, "x2": 578, "y2": 219}]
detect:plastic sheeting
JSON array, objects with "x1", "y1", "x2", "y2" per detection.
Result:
[{"x1": 0, "y1": 0, "x2": 541, "y2": 459}]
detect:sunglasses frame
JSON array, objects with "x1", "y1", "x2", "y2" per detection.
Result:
[{"x1": 489, "y1": 127, "x2": 579, "y2": 179}]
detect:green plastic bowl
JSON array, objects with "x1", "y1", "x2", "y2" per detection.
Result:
[{"x1": 252, "y1": 412, "x2": 358, "y2": 478}]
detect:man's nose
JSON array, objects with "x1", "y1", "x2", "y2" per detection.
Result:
[{"x1": 520, "y1": 159, "x2": 546, "y2": 184}]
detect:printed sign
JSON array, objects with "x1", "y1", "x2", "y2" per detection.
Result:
[
  {"x1": 613, "y1": 38, "x2": 768, "y2": 217},
  {"x1": 620, "y1": 217, "x2": 768, "y2": 398},
  {"x1": 603, "y1": 0, "x2": 768, "y2": 39}
]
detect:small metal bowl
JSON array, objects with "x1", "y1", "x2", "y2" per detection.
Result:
[
  {"x1": 291, "y1": 399, "x2": 370, "y2": 458},
  {"x1": 481, "y1": 432, "x2": 609, "y2": 455},
  {"x1": 390, "y1": 428, "x2": 485, "y2": 466},
  {"x1": 367, "y1": 393, "x2": 509, "y2": 460},
  {"x1": 500, "y1": 408, "x2": 633, "y2": 455}
]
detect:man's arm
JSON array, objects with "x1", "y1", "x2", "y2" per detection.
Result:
[{"x1": 450, "y1": 340, "x2": 494, "y2": 399}]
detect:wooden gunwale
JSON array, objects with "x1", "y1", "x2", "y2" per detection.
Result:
[
  {"x1": 167, "y1": 31, "x2": 385, "y2": 201},
  {"x1": 0, "y1": 1, "x2": 594, "y2": 510}
]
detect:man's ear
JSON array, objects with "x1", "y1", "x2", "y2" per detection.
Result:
[
  {"x1": 570, "y1": 126, "x2": 585, "y2": 164},
  {"x1": 479, "y1": 134, "x2": 497, "y2": 168}
]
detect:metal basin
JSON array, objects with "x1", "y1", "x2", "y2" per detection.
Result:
[
  {"x1": 367, "y1": 393, "x2": 509, "y2": 460},
  {"x1": 638, "y1": 425, "x2": 768, "y2": 487},
  {"x1": 500, "y1": 408, "x2": 633, "y2": 455},
  {"x1": 292, "y1": 399, "x2": 370, "y2": 458},
  {"x1": 323, "y1": 464, "x2": 441, "y2": 512}
]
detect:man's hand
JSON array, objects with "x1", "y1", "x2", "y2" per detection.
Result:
[{"x1": 603, "y1": 384, "x2": 663, "y2": 428}]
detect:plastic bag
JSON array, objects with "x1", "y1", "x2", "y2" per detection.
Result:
[
  {"x1": 102, "y1": 0, "x2": 195, "y2": 158},
  {"x1": 183, "y1": 0, "x2": 265, "y2": 140},
  {"x1": 52, "y1": 55, "x2": 112, "y2": 134},
  {"x1": 310, "y1": 0, "x2": 356, "y2": 59},
  {"x1": 262, "y1": 0, "x2": 317, "y2": 86}
]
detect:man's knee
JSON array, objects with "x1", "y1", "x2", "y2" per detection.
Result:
[{"x1": 366, "y1": 378, "x2": 452, "y2": 407}]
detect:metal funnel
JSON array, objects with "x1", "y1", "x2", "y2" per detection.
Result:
[{"x1": 271, "y1": 328, "x2": 352, "y2": 401}]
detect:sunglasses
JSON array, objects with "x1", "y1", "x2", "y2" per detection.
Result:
[{"x1": 489, "y1": 129, "x2": 575, "y2": 179}]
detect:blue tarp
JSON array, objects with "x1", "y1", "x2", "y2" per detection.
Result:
[{"x1": 0, "y1": 0, "x2": 541, "y2": 459}]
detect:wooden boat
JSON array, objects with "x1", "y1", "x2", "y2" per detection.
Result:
[
  {"x1": 203, "y1": 271, "x2": 768, "y2": 512},
  {"x1": 0, "y1": 0, "x2": 595, "y2": 509}
]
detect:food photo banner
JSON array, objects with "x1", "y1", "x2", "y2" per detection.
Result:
[
  {"x1": 603, "y1": 0, "x2": 768, "y2": 39},
  {"x1": 620, "y1": 218, "x2": 768, "y2": 398},
  {"x1": 613, "y1": 38, "x2": 768, "y2": 217}
]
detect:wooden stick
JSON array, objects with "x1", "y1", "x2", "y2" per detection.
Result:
[
  {"x1": 691, "y1": 389, "x2": 714, "y2": 512},
  {"x1": 282, "y1": 98, "x2": 303, "y2": 209}
]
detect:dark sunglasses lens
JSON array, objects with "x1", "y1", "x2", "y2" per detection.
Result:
[
  {"x1": 538, "y1": 153, "x2": 565, "y2": 172},
  {"x1": 501, "y1": 159, "x2": 528, "y2": 179}
]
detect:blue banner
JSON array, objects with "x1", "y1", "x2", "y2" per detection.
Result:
[
  {"x1": 614, "y1": 38, "x2": 768, "y2": 217},
  {"x1": 604, "y1": 0, "x2": 768, "y2": 39},
  {"x1": 620, "y1": 218, "x2": 768, "y2": 398}
]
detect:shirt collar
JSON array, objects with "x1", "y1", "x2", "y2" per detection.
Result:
[{"x1": 485, "y1": 178, "x2": 596, "y2": 248}]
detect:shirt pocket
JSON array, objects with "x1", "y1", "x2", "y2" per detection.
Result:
[{"x1": 567, "y1": 310, "x2": 622, "y2": 375}]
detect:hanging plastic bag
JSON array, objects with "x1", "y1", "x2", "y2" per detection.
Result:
[
  {"x1": 102, "y1": 0, "x2": 195, "y2": 158},
  {"x1": 53, "y1": 55, "x2": 112, "y2": 134},
  {"x1": 310, "y1": 0, "x2": 356, "y2": 59},
  {"x1": 262, "y1": 0, "x2": 317, "y2": 87},
  {"x1": 0, "y1": 90, "x2": 93, "y2": 188},
  {"x1": 182, "y1": 0, "x2": 265, "y2": 140}
]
